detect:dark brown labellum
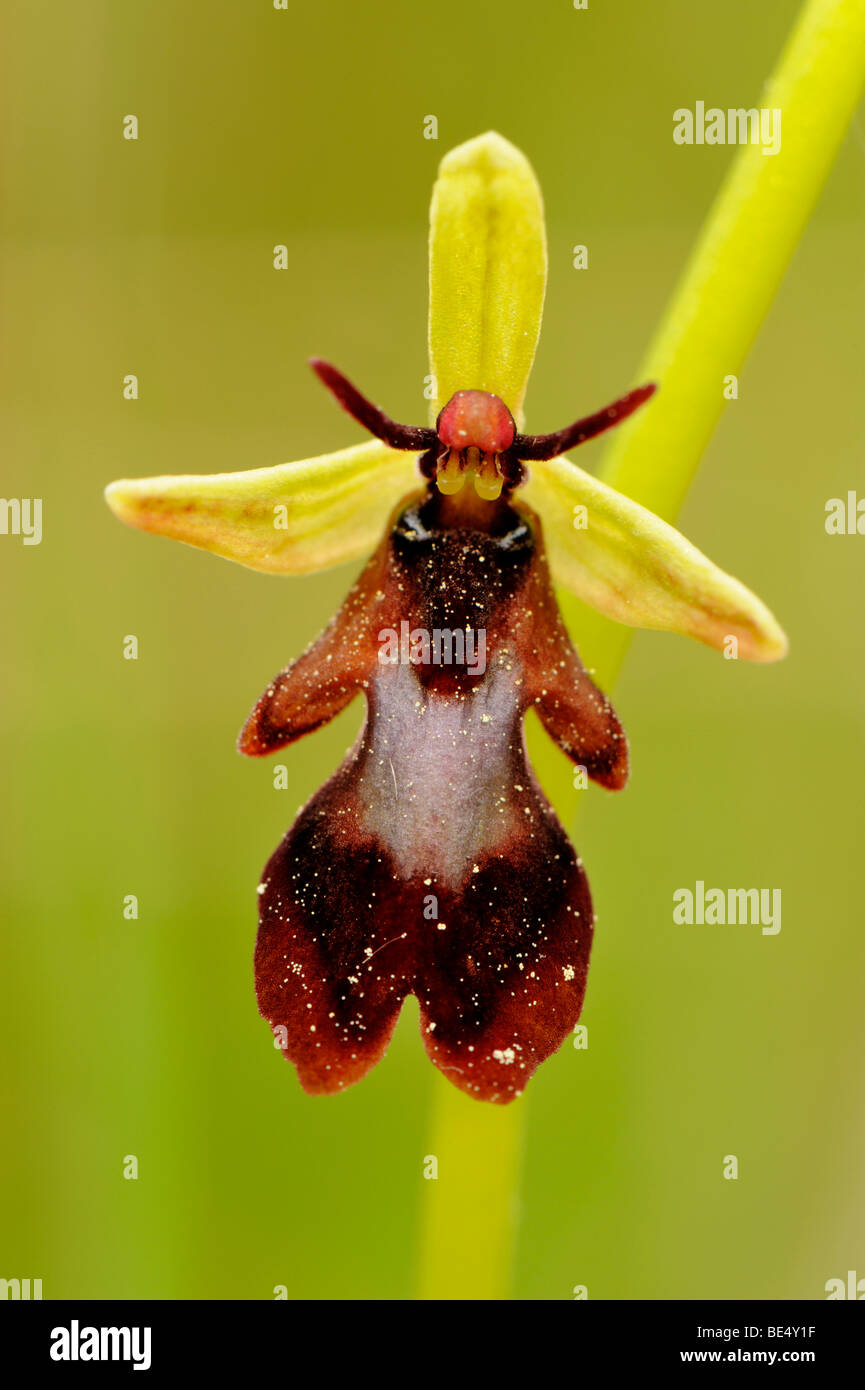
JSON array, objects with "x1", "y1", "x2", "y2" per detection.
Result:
[{"x1": 240, "y1": 491, "x2": 628, "y2": 1102}]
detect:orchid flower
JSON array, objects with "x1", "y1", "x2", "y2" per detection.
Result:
[{"x1": 105, "y1": 132, "x2": 786, "y2": 1104}]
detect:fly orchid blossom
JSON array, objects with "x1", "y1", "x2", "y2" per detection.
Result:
[{"x1": 106, "y1": 132, "x2": 786, "y2": 1104}]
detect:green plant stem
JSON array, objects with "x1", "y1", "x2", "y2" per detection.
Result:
[
  {"x1": 417, "y1": 0, "x2": 865, "y2": 1301},
  {"x1": 576, "y1": 0, "x2": 865, "y2": 689},
  {"x1": 416, "y1": 1079, "x2": 524, "y2": 1300}
]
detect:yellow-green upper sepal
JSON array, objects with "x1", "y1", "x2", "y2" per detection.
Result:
[
  {"x1": 105, "y1": 441, "x2": 419, "y2": 575},
  {"x1": 428, "y1": 132, "x2": 547, "y2": 426},
  {"x1": 523, "y1": 456, "x2": 787, "y2": 662}
]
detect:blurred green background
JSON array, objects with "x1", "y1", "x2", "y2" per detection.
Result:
[{"x1": 2, "y1": 0, "x2": 864, "y2": 1300}]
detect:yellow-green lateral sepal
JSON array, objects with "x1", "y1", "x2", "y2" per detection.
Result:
[
  {"x1": 428, "y1": 131, "x2": 547, "y2": 425},
  {"x1": 105, "y1": 441, "x2": 420, "y2": 575},
  {"x1": 523, "y1": 457, "x2": 787, "y2": 662}
]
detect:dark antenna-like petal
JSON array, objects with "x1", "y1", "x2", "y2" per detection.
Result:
[
  {"x1": 310, "y1": 359, "x2": 437, "y2": 452},
  {"x1": 513, "y1": 383, "x2": 657, "y2": 461}
]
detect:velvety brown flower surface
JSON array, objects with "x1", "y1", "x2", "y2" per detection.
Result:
[{"x1": 241, "y1": 491, "x2": 626, "y2": 1101}]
